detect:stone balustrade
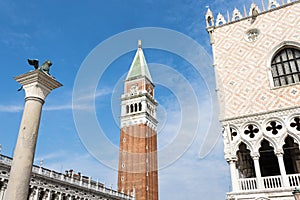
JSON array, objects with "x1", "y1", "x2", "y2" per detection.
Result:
[{"x1": 0, "y1": 154, "x2": 133, "y2": 200}]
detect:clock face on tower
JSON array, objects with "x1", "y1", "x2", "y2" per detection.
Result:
[{"x1": 130, "y1": 84, "x2": 138, "y2": 95}]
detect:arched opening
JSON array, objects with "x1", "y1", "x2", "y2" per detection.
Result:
[
  {"x1": 207, "y1": 16, "x2": 213, "y2": 26},
  {"x1": 126, "y1": 105, "x2": 129, "y2": 114},
  {"x1": 236, "y1": 142, "x2": 256, "y2": 178},
  {"x1": 38, "y1": 190, "x2": 46, "y2": 200},
  {"x1": 51, "y1": 193, "x2": 59, "y2": 200},
  {"x1": 139, "y1": 102, "x2": 142, "y2": 111},
  {"x1": 130, "y1": 104, "x2": 133, "y2": 113},
  {"x1": 259, "y1": 139, "x2": 280, "y2": 177},
  {"x1": 27, "y1": 187, "x2": 33, "y2": 199},
  {"x1": 134, "y1": 103, "x2": 137, "y2": 112},
  {"x1": 283, "y1": 135, "x2": 300, "y2": 174}
]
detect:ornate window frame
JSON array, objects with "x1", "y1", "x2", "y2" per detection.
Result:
[{"x1": 267, "y1": 41, "x2": 300, "y2": 89}]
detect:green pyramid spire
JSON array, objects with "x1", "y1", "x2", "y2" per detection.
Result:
[{"x1": 126, "y1": 40, "x2": 153, "y2": 82}]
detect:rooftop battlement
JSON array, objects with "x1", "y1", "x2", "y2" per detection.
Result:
[{"x1": 205, "y1": 0, "x2": 300, "y2": 29}]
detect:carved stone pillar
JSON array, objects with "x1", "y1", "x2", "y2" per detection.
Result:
[
  {"x1": 58, "y1": 193, "x2": 63, "y2": 200},
  {"x1": 228, "y1": 158, "x2": 239, "y2": 191},
  {"x1": 33, "y1": 188, "x2": 40, "y2": 200},
  {"x1": 45, "y1": 190, "x2": 51, "y2": 200},
  {"x1": 276, "y1": 152, "x2": 289, "y2": 187},
  {"x1": 252, "y1": 155, "x2": 263, "y2": 189},
  {"x1": 5, "y1": 70, "x2": 62, "y2": 200},
  {"x1": 0, "y1": 184, "x2": 7, "y2": 200}
]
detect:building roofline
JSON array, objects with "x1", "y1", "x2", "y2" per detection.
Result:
[{"x1": 206, "y1": 0, "x2": 300, "y2": 30}]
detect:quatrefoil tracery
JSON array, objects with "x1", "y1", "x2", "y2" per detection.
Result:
[
  {"x1": 266, "y1": 121, "x2": 282, "y2": 135},
  {"x1": 290, "y1": 117, "x2": 300, "y2": 131},
  {"x1": 244, "y1": 124, "x2": 259, "y2": 138}
]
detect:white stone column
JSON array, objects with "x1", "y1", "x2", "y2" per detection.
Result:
[
  {"x1": 46, "y1": 190, "x2": 51, "y2": 200},
  {"x1": 276, "y1": 152, "x2": 289, "y2": 187},
  {"x1": 0, "y1": 184, "x2": 7, "y2": 200},
  {"x1": 33, "y1": 188, "x2": 40, "y2": 200},
  {"x1": 5, "y1": 70, "x2": 62, "y2": 200},
  {"x1": 252, "y1": 155, "x2": 263, "y2": 189},
  {"x1": 228, "y1": 158, "x2": 239, "y2": 191}
]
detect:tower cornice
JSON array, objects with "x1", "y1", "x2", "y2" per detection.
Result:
[{"x1": 121, "y1": 92, "x2": 157, "y2": 106}]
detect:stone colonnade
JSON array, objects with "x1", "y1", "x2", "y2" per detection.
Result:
[{"x1": 228, "y1": 151, "x2": 290, "y2": 190}]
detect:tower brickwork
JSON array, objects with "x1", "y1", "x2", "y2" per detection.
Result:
[
  {"x1": 206, "y1": 1, "x2": 300, "y2": 199},
  {"x1": 118, "y1": 41, "x2": 158, "y2": 200}
]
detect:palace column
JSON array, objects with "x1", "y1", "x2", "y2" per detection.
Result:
[
  {"x1": 5, "y1": 70, "x2": 62, "y2": 200},
  {"x1": 276, "y1": 152, "x2": 289, "y2": 187},
  {"x1": 252, "y1": 155, "x2": 263, "y2": 189},
  {"x1": 228, "y1": 158, "x2": 239, "y2": 191},
  {"x1": 0, "y1": 183, "x2": 7, "y2": 200}
]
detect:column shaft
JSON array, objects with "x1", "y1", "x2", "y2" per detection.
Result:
[
  {"x1": 277, "y1": 153, "x2": 289, "y2": 187},
  {"x1": 5, "y1": 97, "x2": 43, "y2": 200},
  {"x1": 253, "y1": 157, "x2": 263, "y2": 189},
  {"x1": 5, "y1": 70, "x2": 62, "y2": 200},
  {"x1": 0, "y1": 186, "x2": 6, "y2": 200},
  {"x1": 33, "y1": 188, "x2": 39, "y2": 200},
  {"x1": 229, "y1": 160, "x2": 239, "y2": 191}
]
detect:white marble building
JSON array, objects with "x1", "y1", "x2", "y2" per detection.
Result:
[
  {"x1": 0, "y1": 154, "x2": 134, "y2": 200},
  {"x1": 206, "y1": 0, "x2": 300, "y2": 199}
]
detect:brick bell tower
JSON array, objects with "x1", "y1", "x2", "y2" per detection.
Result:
[{"x1": 118, "y1": 40, "x2": 159, "y2": 200}]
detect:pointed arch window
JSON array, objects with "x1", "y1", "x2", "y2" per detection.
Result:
[
  {"x1": 236, "y1": 143, "x2": 256, "y2": 178},
  {"x1": 283, "y1": 136, "x2": 300, "y2": 174},
  {"x1": 259, "y1": 139, "x2": 280, "y2": 177},
  {"x1": 271, "y1": 47, "x2": 300, "y2": 87}
]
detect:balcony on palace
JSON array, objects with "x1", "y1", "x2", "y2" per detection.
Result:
[{"x1": 237, "y1": 173, "x2": 300, "y2": 191}]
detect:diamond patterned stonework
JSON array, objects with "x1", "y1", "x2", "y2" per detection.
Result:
[
  {"x1": 207, "y1": 1, "x2": 300, "y2": 200},
  {"x1": 211, "y1": 2, "x2": 300, "y2": 120}
]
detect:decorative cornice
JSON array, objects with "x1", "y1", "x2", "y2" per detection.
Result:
[
  {"x1": 205, "y1": 0, "x2": 300, "y2": 30},
  {"x1": 221, "y1": 106, "x2": 300, "y2": 124},
  {"x1": 14, "y1": 70, "x2": 62, "y2": 100}
]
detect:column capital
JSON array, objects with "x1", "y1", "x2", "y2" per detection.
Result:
[
  {"x1": 0, "y1": 184, "x2": 6, "y2": 191},
  {"x1": 15, "y1": 70, "x2": 62, "y2": 101},
  {"x1": 226, "y1": 156, "x2": 237, "y2": 163},
  {"x1": 251, "y1": 153, "x2": 260, "y2": 160},
  {"x1": 275, "y1": 150, "x2": 284, "y2": 156}
]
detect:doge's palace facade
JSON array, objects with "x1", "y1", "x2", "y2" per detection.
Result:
[{"x1": 206, "y1": 0, "x2": 300, "y2": 199}]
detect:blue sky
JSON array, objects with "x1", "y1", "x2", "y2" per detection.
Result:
[{"x1": 0, "y1": 0, "x2": 264, "y2": 199}]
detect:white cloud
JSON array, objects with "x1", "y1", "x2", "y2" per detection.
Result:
[
  {"x1": 0, "y1": 88, "x2": 111, "y2": 113},
  {"x1": 75, "y1": 88, "x2": 112, "y2": 102},
  {"x1": 0, "y1": 105, "x2": 23, "y2": 113}
]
